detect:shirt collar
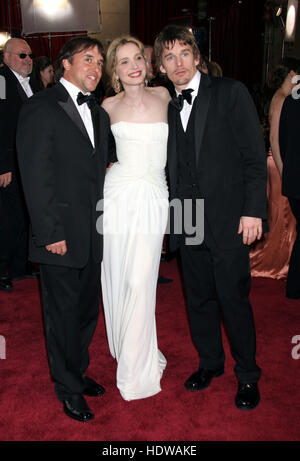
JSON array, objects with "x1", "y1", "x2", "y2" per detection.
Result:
[
  {"x1": 60, "y1": 77, "x2": 90, "y2": 106},
  {"x1": 11, "y1": 69, "x2": 30, "y2": 84},
  {"x1": 175, "y1": 70, "x2": 201, "y2": 97}
]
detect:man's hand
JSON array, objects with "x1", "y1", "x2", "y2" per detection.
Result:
[
  {"x1": 0, "y1": 172, "x2": 12, "y2": 188},
  {"x1": 45, "y1": 240, "x2": 67, "y2": 255},
  {"x1": 238, "y1": 216, "x2": 262, "y2": 245}
]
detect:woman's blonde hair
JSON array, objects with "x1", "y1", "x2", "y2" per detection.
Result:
[{"x1": 106, "y1": 35, "x2": 146, "y2": 93}]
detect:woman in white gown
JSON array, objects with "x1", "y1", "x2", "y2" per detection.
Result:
[{"x1": 101, "y1": 36, "x2": 171, "y2": 400}]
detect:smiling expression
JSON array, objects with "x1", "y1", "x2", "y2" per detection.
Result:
[
  {"x1": 63, "y1": 45, "x2": 104, "y2": 93},
  {"x1": 115, "y1": 42, "x2": 147, "y2": 88}
]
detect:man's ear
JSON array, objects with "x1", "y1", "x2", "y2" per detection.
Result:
[
  {"x1": 62, "y1": 58, "x2": 71, "y2": 71},
  {"x1": 195, "y1": 54, "x2": 200, "y2": 67},
  {"x1": 160, "y1": 65, "x2": 166, "y2": 74}
]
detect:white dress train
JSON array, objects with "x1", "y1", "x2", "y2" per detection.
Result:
[{"x1": 101, "y1": 122, "x2": 169, "y2": 401}]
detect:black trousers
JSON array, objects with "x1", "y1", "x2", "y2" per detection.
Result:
[
  {"x1": 0, "y1": 174, "x2": 28, "y2": 278},
  {"x1": 40, "y1": 256, "x2": 101, "y2": 401},
  {"x1": 180, "y1": 242, "x2": 261, "y2": 383},
  {"x1": 287, "y1": 198, "x2": 300, "y2": 298}
]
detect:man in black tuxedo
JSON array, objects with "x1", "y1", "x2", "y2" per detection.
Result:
[
  {"x1": 0, "y1": 38, "x2": 39, "y2": 291},
  {"x1": 155, "y1": 25, "x2": 267, "y2": 410},
  {"x1": 17, "y1": 37, "x2": 116, "y2": 422},
  {"x1": 279, "y1": 90, "x2": 300, "y2": 298}
]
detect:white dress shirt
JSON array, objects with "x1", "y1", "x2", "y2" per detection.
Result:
[
  {"x1": 11, "y1": 69, "x2": 33, "y2": 98},
  {"x1": 176, "y1": 70, "x2": 201, "y2": 132},
  {"x1": 60, "y1": 77, "x2": 95, "y2": 147}
]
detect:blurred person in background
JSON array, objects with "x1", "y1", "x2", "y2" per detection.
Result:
[
  {"x1": 0, "y1": 38, "x2": 39, "y2": 292},
  {"x1": 279, "y1": 70, "x2": 300, "y2": 299},
  {"x1": 33, "y1": 56, "x2": 54, "y2": 90},
  {"x1": 269, "y1": 58, "x2": 300, "y2": 177}
]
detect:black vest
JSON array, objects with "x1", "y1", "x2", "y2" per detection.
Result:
[
  {"x1": 175, "y1": 100, "x2": 215, "y2": 248},
  {"x1": 176, "y1": 101, "x2": 200, "y2": 199}
]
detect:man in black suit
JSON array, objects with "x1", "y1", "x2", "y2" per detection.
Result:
[
  {"x1": 0, "y1": 38, "x2": 39, "y2": 291},
  {"x1": 154, "y1": 25, "x2": 267, "y2": 410},
  {"x1": 279, "y1": 89, "x2": 300, "y2": 298},
  {"x1": 17, "y1": 37, "x2": 116, "y2": 422}
]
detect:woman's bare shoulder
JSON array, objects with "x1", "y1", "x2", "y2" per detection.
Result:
[
  {"x1": 149, "y1": 85, "x2": 171, "y2": 101},
  {"x1": 269, "y1": 90, "x2": 286, "y2": 117},
  {"x1": 101, "y1": 92, "x2": 124, "y2": 112}
]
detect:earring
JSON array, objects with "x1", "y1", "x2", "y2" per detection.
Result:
[{"x1": 113, "y1": 73, "x2": 121, "y2": 93}]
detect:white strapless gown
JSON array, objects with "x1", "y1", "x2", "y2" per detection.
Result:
[{"x1": 101, "y1": 122, "x2": 169, "y2": 401}]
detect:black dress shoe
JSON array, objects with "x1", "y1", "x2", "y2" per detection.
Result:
[
  {"x1": 0, "y1": 276, "x2": 13, "y2": 292},
  {"x1": 184, "y1": 367, "x2": 224, "y2": 391},
  {"x1": 83, "y1": 376, "x2": 105, "y2": 397},
  {"x1": 63, "y1": 394, "x2": 94, "y2": 422},
  {"x1": 235, "y1": 382, "x2": 260, "y2": 411}
]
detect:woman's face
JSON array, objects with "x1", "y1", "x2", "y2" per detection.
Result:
[
  {"x1": 40, "y1": 64, "x2": 54, "y2": 86},
  {"x1": 115, "y1": 42, "x2": 146, "y2": 89}
]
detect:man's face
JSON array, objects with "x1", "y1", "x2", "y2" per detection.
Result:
[
  {"x1": 160, "y1": 39, "x2": 199, "y2": 91},
  {"x1": 63, "y1": 45, "x2": 104, "y2": 93},
  {"x1": 4, "y1": 39, "x2": 33, "y2": 77}
]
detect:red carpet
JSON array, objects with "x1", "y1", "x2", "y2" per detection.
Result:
[{"x1": 0, "y1": 259, "x2": 300, "y2": 441}]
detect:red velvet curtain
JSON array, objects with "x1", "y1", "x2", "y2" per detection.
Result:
[
  {"x1": 207, "y1": 0, "x2": 264, "y2": 86},
  {"x1": 130, "y1": 0, "x2": 198, "y2": 45},
  {"x1": 0, "y1": 0, "x2": 22, "y2": 33},
  {"x1": 0, "y1": 0, "x2": 87, "y2": 61}
]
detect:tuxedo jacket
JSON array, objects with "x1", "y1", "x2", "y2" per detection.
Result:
[
  {"x1": 167, "y1": 73, "x2": 267, "y2": 251},
  {"x1": 279, "y1": 94, "x2": 300, "y2": 200},
  {"x1": 17, "y1": 82, "x2": 116, "y2": 267},
  {"x1": 0, "y1": 64, "x2": 39, "y2": 174}
]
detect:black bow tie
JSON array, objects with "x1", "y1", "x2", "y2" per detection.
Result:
[
  {"x1": 170, "y1": 88, "x2": 193, "y2": 111},
  {"x1": 77, "y1": 92, "x2": 97, "y2": 109}
]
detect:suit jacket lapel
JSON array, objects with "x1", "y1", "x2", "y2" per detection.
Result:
[
  {"x1": 17, "y1": 82, "x2": 28, "y2": 103},
  {"x1": 56, "y1": 82, "x2": 93, "y2": 146},
  {"x1": 4, "y1": 65, "x2": 28, "y2": 102},
  {"x1": 194, "y1": 73, "x2": 211, "y2": 167},
  {"x1": 90, "y1": 105, "x2": 100, "y2": 154}
]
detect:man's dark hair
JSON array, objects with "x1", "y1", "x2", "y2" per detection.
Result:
[
  {"x1": 55, "y1": 36, "x2": 105, "y2": 81},
  {"x1": 154, "y1": 24, "x2": 200, "y2": 72}
]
